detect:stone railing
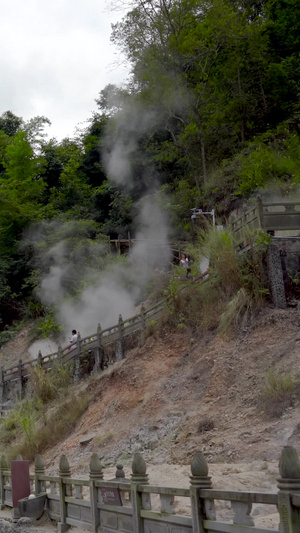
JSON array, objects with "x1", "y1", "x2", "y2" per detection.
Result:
[
  {"x1": 0, "y1": 301, "x2": 164, "y2": 406},
  {"x1": 1, "y1": 445, "x2": 300, "y2": 533},
  {"x1": 230, "y1": 197, "x2": 300, "y2": 250}
]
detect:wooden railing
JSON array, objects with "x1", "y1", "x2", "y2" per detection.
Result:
[
  {"x1": 0, "y1": 301, "x2": 164, "y2": 405},
  {"x1": 230, "y1": 196, "x2": 300, "y2": 249},
  {"x1": 1, "y1": 445, "x2": 299, "y2": 533}
]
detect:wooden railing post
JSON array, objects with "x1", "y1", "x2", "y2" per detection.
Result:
[
  {"x1": 58, "y1": 455, "x2": 71, "y2": 533},
  {"x1": 34, "y1": 454, "x2": 45, "y2": 495},
  {"x1": 190, "y1": 450, "x2": 215, "y2": 533},
  {"x1": 74, "y1": 332, "x2": 82, "y2": 382},
  {"x1": 131, "y1": 452, "x2": 150, "y2": 533},
  {"x1": 116, "y1": 314, "x2": 125, "y2": 362},
  {"x1": 139, "y1": 305, "x2": 146, "y2": 347},
  {"x1": 278, "y1": 445, "x2": 300, "y2": 533},
  {"x1": 89, "y1": 453, "x2": 103, "y2": 533},
  {"x1": 0, "y1": 455, "x2": 8, "y2": 509}
]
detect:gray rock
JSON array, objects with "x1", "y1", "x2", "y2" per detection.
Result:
[{"x1": 17, "y1": 517, "x2": 34, "y2": 526}]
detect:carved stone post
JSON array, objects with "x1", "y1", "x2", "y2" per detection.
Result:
[
  {"x1": 89, "y1": 453, "x2": 103, "y2": 533},
  {"x1": 110, "y1": 464, "x2": 131, "y2": 505},
  {"x1": 37, "y1": 351, "x2": 42, "y2": 366},
  {"x1": 131, "y1": 452, "x2": 150, "y2": 533},
  {"x1": 278, "y1": 445, "x2": 300, "y2": 533},
  {"x1": 267, "y1": 244, "x2": 286, "y2": 309},
  {"x1": 139, "y1": 305, "x2": 146, "y2": 347},
  {"x1": 115, "y1": 464, "x2": 125, "y2": 480},
  {"x1": 34, "y1": 454, "x2": 45, "y2": 495},
  {"x1": 74, "y1": 332, "x2": 82, "y2": 383},
  {"x1": 93, "y1": 323, "x2": 103, "y2": 373},
  {"x1": 116, "y1": 314, "x2": 125, "y2": 362},
  {"x1": 190, "y1": 451, "x2": 215, "y2": 533},
  {"x1": 58, "y1": 455, "x2": 71, "y2": 533},
  {"x1": 18, "y1": 359, "x2": 24, "y2": 399},
  {"x1": 0, "y1": 455, "x2": 8, "y2": 509}
]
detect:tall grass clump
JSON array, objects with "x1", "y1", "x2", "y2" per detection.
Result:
[
  {"x1": 0, "y1": 360, "x2": 89, "y2": 460},
  {"x1": 197, "y1": 228, "x2": 244, "y2": 297},
  {"x1": 28, "y1": 361, "x2": 73, "y2": 403},
  {"x1": 261, "y1": 371, "x2": 295, "y2": 418},
  {"x1": 4, "y1": 394, "x2": 90, "y2": 461},
  {"x1": 163, "y1": 226, "x2": 267, "y2": 333}
]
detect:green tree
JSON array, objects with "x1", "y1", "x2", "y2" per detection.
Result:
[{"x1": 0, "y1": 111, "x2": 23, "y2": 137}]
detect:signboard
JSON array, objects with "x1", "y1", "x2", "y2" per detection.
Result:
[
  {"x1": 100, "y1": 486, "x2": 122, "y2": 506},
  {"x1": 11, "y1": 460, "x2": 30, "y2": 509}
]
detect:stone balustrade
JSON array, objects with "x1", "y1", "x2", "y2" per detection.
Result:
[
  {"x1": 1, "y1": 446, "x2": 300, "y2": 533},
  {"x1": 0, "y1": 301, "x2": 164, "y2": 407}
]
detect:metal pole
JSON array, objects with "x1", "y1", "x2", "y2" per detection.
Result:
[{"x1": 212, "y1": 209, "x2": 215, "y2": 227}]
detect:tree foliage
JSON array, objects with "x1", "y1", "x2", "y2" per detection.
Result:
[{"x1": 0, "y1": 0, "x2": 300, "y2": 331}]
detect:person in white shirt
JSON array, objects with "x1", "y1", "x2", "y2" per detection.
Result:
[
  {"x1": 180, "y1": 253, "x2": 189, "y2": 269},
  {"x1": 69, "y1": 329, "x2": 78, "y2": 350}
]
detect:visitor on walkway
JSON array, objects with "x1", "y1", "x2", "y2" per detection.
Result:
[
  {"x1": 69, "y1": 329, "x2": 78, "y2": 350},
  {"x1": 180, "y1": 254, "x2": 191, "y2": 278}
]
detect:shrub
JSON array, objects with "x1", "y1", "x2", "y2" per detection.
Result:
[
  {"x1": 196, "y1": 228, "x2": 243, "y2": 297},
  {"x1": 198, "y1": 417, "x2": 215, "y2": 433},
  {"x1": 163, "y1": 227, "x2": 267, "y2": 333},
  {"x1": 261, "y1": 371, "x2": 295, "y2": 418},
  {"x1": 28, "y1": 361, "x2": 73, "y2": 403},
  {"x1": 219, "y1": 288, "x2": 253, "y2": 333},
  {"x1": 3, "y1": 393, "x2": 90, "y2": 461},
  {"x1": 28, "y1": 365, "x2": 56, "y2": 403}
]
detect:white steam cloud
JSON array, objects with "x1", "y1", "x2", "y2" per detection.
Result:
[
  {"x1": 25, "y1": 97, "x2": 171, "y2": 351},
  {"x1": 102, "y1": 103, "x2": 158, "y2": 189}
]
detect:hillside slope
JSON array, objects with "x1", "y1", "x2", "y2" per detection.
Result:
[{"x1": 21, "y1": 305, "x2": 299, "y2": 475}]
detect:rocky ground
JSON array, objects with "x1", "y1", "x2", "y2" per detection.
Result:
[
  {"x1": 34, "y1": 306, "x2": 300, "y2": 475},
  {"x1": 1, "y1": 305, "x2": 300, "y2": 530},
  {"x1": 0, "y1": 514, "x2": 55, "y2": 533}
]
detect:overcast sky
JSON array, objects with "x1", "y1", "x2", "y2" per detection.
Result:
[{"x1": 0, "y1": 0, "x2": 129, "y2": 140}]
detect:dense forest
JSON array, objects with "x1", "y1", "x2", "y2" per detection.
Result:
[{"x1": 0, "y1": 0, "x2": 299, "y2": 336}]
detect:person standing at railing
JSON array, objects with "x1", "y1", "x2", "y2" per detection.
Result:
[
  {"x1": 180, "y1": 253, "x2": 191, "y2": 278},
  {"x1": 69, "y1": 329, "x2": 78, "y2": 351}
]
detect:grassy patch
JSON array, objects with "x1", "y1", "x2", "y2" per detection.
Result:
[
  {"x1": 28, "y1": 361, "x2": 73, "y2": 403},
  {"x1": 162, "y1": 227, "x2": 267, "y2": 334},
  {"x1": 0, "y1": 360, "x2": 90, "y2": 460},
  {"x1": 3, "y1": 393, "x2": 90, "y2": 461},
  {"x1": 261, "y1": 371, "x2": 295, "y2": 418}
]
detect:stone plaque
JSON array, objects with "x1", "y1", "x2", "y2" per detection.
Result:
[
  {"x1": 11, "y1": 460, "x2": 30, "y2": 513},
  {"x1": 100, "y1": 487, "x2": 122, "y2": 506}
]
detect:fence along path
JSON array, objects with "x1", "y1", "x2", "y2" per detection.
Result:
[
  {"x1": 230, "y1": 196, "x2": 300, "y2": 250},
  {"x1": 0, "y1": 301, "x2": 164, "y2": 405},
  {"x1": 0, "y1": 445, "x2": 299, "y2": 533}
]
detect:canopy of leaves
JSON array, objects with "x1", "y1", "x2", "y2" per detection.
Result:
[{"x1": 0, "y1": 0, "x2": 300, "y2": 331}]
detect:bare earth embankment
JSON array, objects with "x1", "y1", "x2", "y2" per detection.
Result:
[{"x1": 1, "y1": 306, "x2": 300, "y2": 530}]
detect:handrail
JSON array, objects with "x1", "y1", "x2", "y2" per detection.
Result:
[
  {"x1": 1, "y1": 300, "x2": 165, "y2": 382},
  {"x1": 230, "y1": 197, "x2": 300, "y2": 250}
]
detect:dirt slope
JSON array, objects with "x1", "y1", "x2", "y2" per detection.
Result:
[
  {"x1": 1, "y1": 307, "x2": 300, "y2": 480},
  {"x1": 4, "y1": 307, "x2": 300, "y2": 529},
  {"x1": 22, "y1": 306, "x2": 298, "y2": 477}
]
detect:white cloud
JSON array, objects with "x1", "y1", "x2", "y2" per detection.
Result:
[{"x1": 0, "y1": 0, "x2": 129, "y2": 140}]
